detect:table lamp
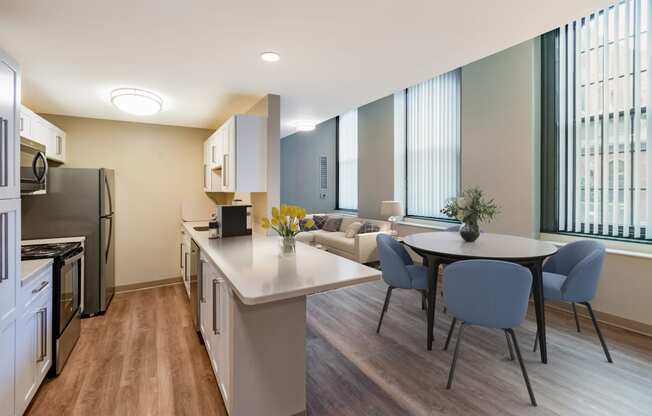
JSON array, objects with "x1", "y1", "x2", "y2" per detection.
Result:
[{"x1": 380, "y1": 200, "x2": 402, "y2": 233}]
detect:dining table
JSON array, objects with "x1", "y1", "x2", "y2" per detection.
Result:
[{"x1": 403, "y1": 231, "x2": 558, "y2": 364}]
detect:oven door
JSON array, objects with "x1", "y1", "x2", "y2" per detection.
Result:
[{"x1": 58, "y1": 250, "x2": 82, "y2": 335}]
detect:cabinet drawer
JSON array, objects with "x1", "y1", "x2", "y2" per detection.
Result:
[{"x1": 20, "y1": 264, "x2": 53, "y2": 311}]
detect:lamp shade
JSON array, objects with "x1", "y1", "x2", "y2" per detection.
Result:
[{"x1": 380, "y1": 200, "x2": 402, "y2": 217}]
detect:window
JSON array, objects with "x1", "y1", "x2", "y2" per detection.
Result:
[
  {"x1": 395, "y1": 69, "x2": 461, "y2": 219},
  {"x1": 337, "y1": 109, "x2": 358, "y2": 210},
  {"x1": 541, "y1": 0, "x2": 651, "y2": 241}
]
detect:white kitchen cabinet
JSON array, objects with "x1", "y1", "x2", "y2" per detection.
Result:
[
  {"x1": 19, "y1": 105, "x2": 66, "y2": 164},
  {"x1": 0, "y1": 320, "x2": 15, "y2": 416},
  {"x1": 202, "y1": 114, "x2": 266, "y2": 194},
  {"x1": 0, "y1": 53, "x2": 20, "y2": 200},
  {"x1": 199, "y1": 253, "x2": 232, "y2": 413},
  {"x1": 15, "y1": 264, "x2": 52, "y2": 416},
  {"x1": 181, "y1": 228, "x2": 191, "y2": 298}
]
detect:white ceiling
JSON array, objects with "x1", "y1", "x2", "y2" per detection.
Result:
[{"x1": 0, "y1": 0, "x2": 611, "y2": 137}]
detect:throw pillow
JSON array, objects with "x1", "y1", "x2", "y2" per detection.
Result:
[
  {"x1": 358, "y1": 222, "x2": 381, "y2": 234},
  {"x1": 312, "y1": 215, "x2": 328, "y2": 229},
  {"x1": 299, "y1": 218, "x2": 317, "y2": 231},
  {"x1": 322, "y1": 217, "x2": 343, "y2": 232},
  {"x1": 344, "y1": 221, "x2": 363, "y2": 238}
]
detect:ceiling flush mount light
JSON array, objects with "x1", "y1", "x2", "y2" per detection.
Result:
[
  {"x1": 111, "y1": 88, "x2": 162, "y2": 116},
  {"x1": 260, "y1": 51, "x2": 280, "y2": 62},
  {"x1": 293, "y1": 120, "x2": 316, "y2": 132}
]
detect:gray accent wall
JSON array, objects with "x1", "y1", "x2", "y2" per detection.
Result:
[
  {"x1": 281, "y1": 118, "x2": 336, "y2": 213},
  {"x1": 357, "y1": 95, "x2": 395, "y2": 220}
]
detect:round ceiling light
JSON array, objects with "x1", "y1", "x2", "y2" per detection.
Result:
[
  {"x1": 293, "y1": 120, "x2": 316, "y2": 132},
  {"x1": 111, "y1": 88, "x2": 162, "y2": 116},
  {"x1": 260, "y1": 51, "x2": 280, "y2": 62}
]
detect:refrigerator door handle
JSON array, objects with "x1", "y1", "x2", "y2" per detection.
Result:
[
  {"x1": 104, "y1": 174, "x2": 113, "y2": 215},
  {"x1": 105, "y1": 216, "x2": 113, "y2": 264}
]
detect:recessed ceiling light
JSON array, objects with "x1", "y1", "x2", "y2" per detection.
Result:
[
  {"x1": 111, "y1": 88, "x2": 162, "y2": 116},
  {"x1": 260, "y1": 51, "x2": 280, "y2": 62},
  {"x1": 293, "y1": 120, "x2": 316, "y2": 132}
]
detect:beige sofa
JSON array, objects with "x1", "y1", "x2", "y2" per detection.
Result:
[{"x1": 296, "y1": 215, "x2": 392, "y2": 263}]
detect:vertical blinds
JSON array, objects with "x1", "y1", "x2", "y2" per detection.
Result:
[
  {"x1": 405, "y1": 69, "x2": 461, "y2": 218},
  {"x1": 394, "y1": 90, "x2": 407, "y2": 215},
  {"x1": 556, "y1": 0, "x2": 651, "y2": 239},
  {"x1": 338, "y1": 109, "x2": 358, "y2": 210}
]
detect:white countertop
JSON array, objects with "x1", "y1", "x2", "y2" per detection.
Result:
[
  {"x1": 23, "y1": 236, "x2": 86, "y2": 245},
  {"x1": 21, "y1": 259, "x2": 53, "y2": 286},
  {"x1": 183, "y1": 222, "x2": 381, "y2": 305}
]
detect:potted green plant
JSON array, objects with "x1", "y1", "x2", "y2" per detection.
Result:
[{"x1": 441, "y1": 187, "x2": 499, "y2": 242}]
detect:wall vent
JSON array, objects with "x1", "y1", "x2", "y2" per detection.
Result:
[{"x1": 320, "y1": 156, "x2": 328, "y2": 189}]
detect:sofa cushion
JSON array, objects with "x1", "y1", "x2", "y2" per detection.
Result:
[
  {"x1": 358, "y1": 222, "x2": 381, "y2": 234},
  {"x1": 295, "y1": 231, "x2": 317, "y2": 244},
  {"x1": 299, "y1": 217, "x2": 317, "y2": 231},
  {"x1": 312, "y1": 215, "x2": 328, "y2": 229},
  {"x1": 315, "y1": 231, "x2": 355, "y2": 253},
  {"x1": 344, "y1": 221, "x2": 363, "y2": 238},
  {"x1": 323, "y1": 217, "x2": 343, "y2": 232}
]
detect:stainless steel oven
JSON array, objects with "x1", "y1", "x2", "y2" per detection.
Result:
[
  {"x1": 20, "y1": 137, "x2": 48, "y2": 195},
  {"x1": 22, "y1": 241, "x2": 83, "y2": 375}
]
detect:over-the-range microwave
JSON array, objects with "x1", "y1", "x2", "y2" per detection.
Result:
[{"x1": 20, "y1": 137, "x2": 48, "y2": 195}]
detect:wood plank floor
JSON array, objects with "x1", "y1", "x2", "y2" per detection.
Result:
[{"x1": 27, "y1": 282, "x2": 652, "y2": 416}]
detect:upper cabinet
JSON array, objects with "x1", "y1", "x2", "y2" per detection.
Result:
[
  {"x1": 20, "y1": 105, "x2": 66, "y2": 164},
  {"x1": 0, "y1": 52, "x2": 20, "y2": 200},
  {"x1": 203, "y1": 114, "x2": 266, "y2": 193}
]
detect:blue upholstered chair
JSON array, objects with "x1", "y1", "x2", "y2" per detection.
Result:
[
  {"x1": 376, "y1": 234, "x2": 428, "y2": 333},
  {"x1": 443, "y1": 260, "x2": 536, "y2": 406},
  {"x1": 533, "y1": 240, "x2": 612, "y2": 363}
]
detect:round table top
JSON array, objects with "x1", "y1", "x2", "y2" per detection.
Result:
[{"x1": 403, "y1": 231, "x2": 557, "y2": 261}]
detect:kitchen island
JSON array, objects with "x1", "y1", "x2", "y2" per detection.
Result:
[{"x1": 183, "y1": 222, "x2": 381, "y2": 416}]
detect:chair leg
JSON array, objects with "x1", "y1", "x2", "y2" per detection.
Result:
[
  {"x1": 572, "y1": 302, "x2": 581, "y2": 332},
  {"x1": 441, "y1": 290, "x2": 447, "y2": 314},
  {"x1": 443, "y1": 317, "x2": 457, "y2": 351},
  {"x1": 421, "y1": 290, "x2": 426, "y2": 311},
  {"x1": 583, "y1": 302, "x2": 613, "y2": 363},
  {"x1": 446, "y1": 322, "x2": 465, "y2": 389},
  {"x1": 533, "y1": 331, "x2": 538, "y2": 353},
  {"x1": 376, "y1": 287, "x2": 393, "y2": 334},
  {"x1": 504, "y1": 330, "x2": 515, "y2": 361},
  {"x1": 506, "y1": 328, "x2": 537, "y2": 406}
]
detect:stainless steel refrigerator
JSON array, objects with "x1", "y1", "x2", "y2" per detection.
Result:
[{"x1": 22, "y1": 168, "x2": 115, "y2": 316}]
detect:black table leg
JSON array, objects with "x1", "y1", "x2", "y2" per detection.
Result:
[
  {"x1": 426, "y1": 256, "x2": 439, "y2": 351},
  {"x1": 530, "y1": 260, "x2": 547, "y2": 363}
]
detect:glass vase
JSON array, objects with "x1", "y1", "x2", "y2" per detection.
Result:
[
  {"x1": 279, "y1": 236, "x2": 296, "y2": 255},
  {"x1": 459, "y1": 222, "x2": 480, "y2": 242}
]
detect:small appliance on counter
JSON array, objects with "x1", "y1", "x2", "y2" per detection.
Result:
[
  {"x1": 208, "y1": 214, "x2": 220, "y2": 239},
  {"x1": 22, "y1": 240, "x2": 84, "y2": 376},
  {"x1": 215, "y1": 204, "x2": 252, "y2": 238}
]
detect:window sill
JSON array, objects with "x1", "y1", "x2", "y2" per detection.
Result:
[
  {"x1": 395, "y1": 217, "x2": 456, "y2": 231},
  {"x1": 331, "y1": 210, "x2": 358, "y2": 217},
  {"x1": 539, "y1": 232, "x2": 652, "y2": 260}
]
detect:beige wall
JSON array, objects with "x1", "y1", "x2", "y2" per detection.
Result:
[
  {"x1": 41, "y1": 114, "x2": 212, "y2": 287},
  {"x1": 460, "y1": 40, "x2": 540, "y2": 237}
]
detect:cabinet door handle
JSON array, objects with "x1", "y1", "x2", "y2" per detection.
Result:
[
  {"x1": 32, "y1": 281, "x2": 49, "y2": 294},
  {"x1": 179, "y1": 243, "x2": 183, "y2": 269},
  {"x1": 0, "y1": 117, "x2": 7, "y2": 187},
  {"x1": 223, "y1": 154, "x2": 228, "y2": 188},
  {"x1": 212, "y1": 279, "x2": 218, "y2": 334},
  {"x1": 20, "y1": 117, "x2": 24, "y2": 132},
  {"x1": 37, "y1": 308, "x2": 47, "y2": 362},
  {"x1": 199, "y1": 259, "x2": 206, "y2": 302},
  {"x1": 57, "y1": 136, "x2": 62, "y2": 155},
  {"x1": 0, "y1": 212, "x2": 7, "y2": 282},
  {"x1": 185, "y1": 253, "x2": 189, "y2": 281}
]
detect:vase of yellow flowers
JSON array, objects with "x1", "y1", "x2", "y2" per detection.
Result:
[{"x1": 261, "y1": 205, "x2": 314, "y2": 255}]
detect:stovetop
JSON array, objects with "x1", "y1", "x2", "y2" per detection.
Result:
[{"x1": 21, "y1": 242, "x2": 82, "y2": 260}]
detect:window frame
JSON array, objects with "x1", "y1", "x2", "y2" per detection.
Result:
[{"x1": 335, "y1": 114, "x2": 358, "y2": 213}]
